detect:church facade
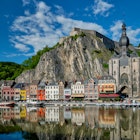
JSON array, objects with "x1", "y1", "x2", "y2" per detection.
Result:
[{"x1": 109, "y1": 23, "x2": 140, "y2": 97}]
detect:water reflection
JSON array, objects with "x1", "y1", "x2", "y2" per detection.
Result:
[{"x1": 0, "y1": 106, "x2": 140, "y2": 140}]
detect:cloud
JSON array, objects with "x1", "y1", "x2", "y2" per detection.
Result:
[
  {"x1": 22, "y1": 0, "x2": 30, "y2": 6},
  {"x1": 93, "y1": 0, "x2": 114, "y2": 17},
  {"x1": 110, "y1": 21, "x2": 140, "y2": 46},
  {"x1": 10, "y1": 1, "x2": 107, "y2": 54},
  {"x1": 3, "y1": 52, "x2": 34, "y2": 58},
  {"x1": 110, "y1": 20, "x2": 122, "y2": 41},
  {"x1": 56, "y1": 15, "x2": 107, "y2": 35}
]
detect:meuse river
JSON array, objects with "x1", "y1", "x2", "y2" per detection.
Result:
[{"x1": 0, "y1": 105, "x2": 139, "y2": 140}]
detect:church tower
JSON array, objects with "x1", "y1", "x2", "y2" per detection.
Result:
[
  {"x1": 119, "y1": 23, "x2": 129, "y2": 57},
  {"x1": 109, "y1": 23, "x2": 140, "y2": 98}
]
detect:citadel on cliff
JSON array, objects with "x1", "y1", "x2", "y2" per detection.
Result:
[{"x1": 1, "y1": 23, "x2": 140, "y2": 102}]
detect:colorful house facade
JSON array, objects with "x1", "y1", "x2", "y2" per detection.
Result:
[
  {"x1": 98, "y1": 76, "x2": 118, "y2": 99},
  {"x1": 71, "y1": 81, "x2": 84, "y2": 99},
  {"x1": 84, "y1": 78, "x2": 98, "y2": 100}
]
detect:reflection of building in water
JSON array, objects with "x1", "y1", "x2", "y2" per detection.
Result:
[
  {"x1": 118, "y1": 109, "x2": 140, "y2": 140},
  {"x1": 98, "y1": 108, "x2": 116, "y2": 128},
  {"x1": 59, "y1": 106, "x2": 65, "y2": 126},
  {"x1": 28, "y1": 107, "x2": 38, "y2": 122},
  {"x1": 133, "y1": 109, "x2": 140, "y2": 140},
  {"x1": 14, "y1": 106, "x2": 20, "y2": 119},
  {"x1": 37, "y1": 107, "x2": 45, "y2": 124},
  {"x1": 64, "y1": 107, "x2": 71, "y2": 120},
  {"x1": 85, "y1": 106, "x2": 98, "y2": 129},
  {"x1": 45, "y1": 107, "x2": 59, "y2": 123},
  {"x1": 20, "y1": 106, "x2": 26, "y2": 119},
  {"x1": 71, "y1": 108, "x2": 85, "y2": 126},
  {"x1": 37, "y1": 108, "x2": 45, "y2": 119},
  {"x1": 2, "y1": 107, "x2": 14, "y2": 121}
]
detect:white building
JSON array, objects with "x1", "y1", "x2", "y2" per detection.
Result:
[
  {"x1": 71, "y1": 81, "x2": 84, "y2": 99},
  {"x1": 45, "y1": 107, "x2": 59, "y2": 123},
  {"x1": 45, "y1": 83, "x2": 59, "y2": 100},
  {"x1": 64, "y1": 88, "x2": 71, "y2": 100}
]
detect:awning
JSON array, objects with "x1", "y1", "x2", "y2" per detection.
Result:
[
  {"x1": 71, "y1": 94, "x2": 84, "y2": 97},
  {"x1": 99, "y1": 94, "x2": 119, "y2": 98}
]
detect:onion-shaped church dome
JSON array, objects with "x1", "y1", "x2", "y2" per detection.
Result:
[{"x1": 119, "y1": 23, "x2": 129, "y2": 47}]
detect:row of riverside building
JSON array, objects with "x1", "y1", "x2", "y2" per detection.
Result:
[{"x1": 0, "y1": 75, "x2": 119, "y2": 102}]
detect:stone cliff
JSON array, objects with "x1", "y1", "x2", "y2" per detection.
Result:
[{"x1": 15, "y1": 28, "x2": 118, "y2": 83}]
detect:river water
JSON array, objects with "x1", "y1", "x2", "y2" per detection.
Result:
[{"x1": 0, "y1": 105, "x2": 139, "y2": 140}]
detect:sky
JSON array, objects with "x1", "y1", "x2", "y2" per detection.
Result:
[{"x1": 1, "y1": 0, "x2": 140, "y2": 64}]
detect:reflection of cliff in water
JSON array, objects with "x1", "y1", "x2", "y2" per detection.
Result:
[{"x1": 0, "y1": 106, "x2": 140, "y2": 140}]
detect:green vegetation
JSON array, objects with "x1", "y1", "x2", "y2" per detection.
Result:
[
  {"x1": 93, "y1": 50, "x2": 101, "y2": 54},
  {"x1": 0, "y1": 62, "x2": 24, "y2": 80},
  {"x1": 100, "y1": 130, "x2": 110, "y2": 140},
  {"x1": 136, "y1": 50, "x2": 140, "y2": 57},
  {"x1": 0, "y1": 124, "x2": 21, "y2": 133},
  {"x1": 22, "y1": 45, "x2": 57, "y2": 69},
  {"x1": 103, "y1": 63, "x2": 109, "y2": 69},
  {"x1": 91, "y1": 47, "x2": 113, "y2": 72},
  {"x1": 137, "y1": 43, "x2": 140, "y2": 48},
  {"x1": 71, "y1": 32, "x2": 86, "y2": 40},
  {"x1": 128, "y1": 48, "x2": 133, "y2": 54},
  {"x1": 0, "y1": 44, "x2": 59, "y2": 80}
]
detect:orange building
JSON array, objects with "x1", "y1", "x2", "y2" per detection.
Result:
[
  {"x1": 37, "y1": 89, "x2": 45, "y2": 101},
  {"x1": 98, "y1": 76, "x2": 117, "y2": 98},
  {"x1": 37, "y1": 82, "x2": 46, "y2": 101}
]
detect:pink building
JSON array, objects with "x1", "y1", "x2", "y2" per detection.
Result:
[
  {"x1": 2, "y1": 81, "x2": 15, "y2": 101},
  {"x1": 2, "y1": 86, "x2": 15, "y2": 101},
  {"x1": 29, "y1": 80, "x2": 39, "y2": 101},
  {"x1": 84, "y1": 78, "x2": 98, "y2": 101}
]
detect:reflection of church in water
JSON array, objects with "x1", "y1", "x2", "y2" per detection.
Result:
[{"x1": 109, "y1": 23, "x2": 140, "y2": 97}]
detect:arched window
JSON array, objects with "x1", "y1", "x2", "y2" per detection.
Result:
[{"x1": 120, "y1": 73, "x2": 128, "y2": 84}]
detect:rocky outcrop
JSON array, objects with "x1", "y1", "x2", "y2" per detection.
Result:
[{"x1": 15, "y1": 28, "x2": 117, "y2": 83}]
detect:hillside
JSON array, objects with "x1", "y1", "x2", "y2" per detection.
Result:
[
  {"x1": 0, "y1": 62, "x2": 23, "y2": 80},
  {"x1": 15, "y1": 28, "x2": 118, "y2": 83}
]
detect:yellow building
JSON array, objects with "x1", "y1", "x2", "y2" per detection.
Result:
[{"x1": 20, "y1": 90, "x2": 26, "y2": 101}]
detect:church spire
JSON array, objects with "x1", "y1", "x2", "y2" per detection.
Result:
[
  {"x1": 119, "y1": 23, "x2": 129, "y2": 47},
  {"x1": 119, "y1": 23, "x2": 129, "y2": 57}
]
